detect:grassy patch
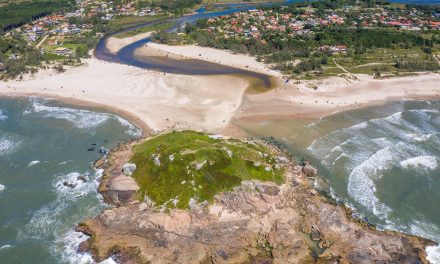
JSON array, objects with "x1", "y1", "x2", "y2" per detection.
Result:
[
  {"x1": 114, "y1": 22, "x2": 175, "y2": 39},
  {"x1": 108, "y1": 15, "x2": 168, "y2": 32},
  {"x1": 130, "y1": 131, "x2": 285, "y2": 209}
]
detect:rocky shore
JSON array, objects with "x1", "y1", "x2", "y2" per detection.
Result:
[{"x1": 78, "y1": 134, "x2": 435, "y2": 264}]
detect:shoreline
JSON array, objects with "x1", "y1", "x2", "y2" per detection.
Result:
[
  {"x1": 0, "y1": 57, "x2": 249, "y2": 133},
  {"x1": 0, "y1": 92, "x2": 151, "y2": 136}
]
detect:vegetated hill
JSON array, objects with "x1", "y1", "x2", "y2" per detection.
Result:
[{"x1": 130, "y1": 130, "x2": 285, "y2": 209}]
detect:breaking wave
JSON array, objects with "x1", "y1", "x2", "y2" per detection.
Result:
[
  {"x1": 22, "y1": 170, "x2": 103, "y2": 239},
  {"x1": 28, "y1": 98, "x2": 141, "y2": 136},
  {"x1": 427, "y1": 244, "x2": 440, "y2": 264},
  {"x1": 57, "y1": 230, "x2": 94, "y2": 264},
  {"x1": 0, "y1": 109, "x2": 7, "y2": 121},
  {"x1": 307, "y1": 106, "x2": 440, "y2": 242},
  {"x1": 20, "y1": 169, "x2": 105, "y2": 263},
  {"x1": 0, "y1": 244, "x2": 12, "y2": 250},
  {"x1": 27, "y1": 160, "x2": 41, "y2": 167},
  {"x1": 400, "y1": 156, "x2": 439, "y2": 170}
]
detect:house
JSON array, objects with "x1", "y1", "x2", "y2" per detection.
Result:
[{"x1": 53, "y1": 47, "x2": 71, "y2": 56}]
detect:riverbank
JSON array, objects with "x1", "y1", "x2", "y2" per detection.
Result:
[
  {"x1": 144, "y1": 42, "x2": 281, "y2": 77},
  {"x1": 77, "y1": 131, "x2": 435, "y2": 263},
  {"x1": 105, "y1": 32, "x2": 152, "y2": 55}
]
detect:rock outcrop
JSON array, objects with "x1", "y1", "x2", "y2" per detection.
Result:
[
  {"x1": 80, "y1": 149, "x2": 433, "y2": 264},
  {"x1": 122, "y1": 163, "x2": 137, "y2": 176},
  {"x1": 96, "y1": 140, "x2": 141, "y2": 205}
]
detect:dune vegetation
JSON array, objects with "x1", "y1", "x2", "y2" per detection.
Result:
[{"x1": 130, "y1": 131, "x2": 285, "y2": 209}]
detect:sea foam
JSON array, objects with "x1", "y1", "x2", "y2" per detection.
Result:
[
  {"x1": 0, "y1": 134, "x2": 22, "y2": 156},
  {"x1": 27, "y1": 160, "x2": 41, "y2": 167},
  {"x1": 32, "y1": 101, "x2": 111, "y2": 129},
  {"x1": 0, "y1": 109, "x2": 7, "y2": 121},
  {"x1": 400, "y1": 156, "x2": 439, "y2": 170},
  {"x1": 59, "y1": 230, "x2": 94, "y2": 264},
  {"x1": 427, "y1": 245, "x2": 440, "y2": 264},
  {"x1": 29, "y1": 99, "x2": 141, "y2": 136},
  {"x1": 0, "y1": 244, "x2": 12, "y2": 250}
]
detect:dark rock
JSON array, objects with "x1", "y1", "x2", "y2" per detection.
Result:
[
  {"x1": 94, "y1": 158, "x2": 105, "y2": 169},
  {"x1": 302, "y1": 163, "x2": 318, "y2": 177},
  {"x1": 77, "y1": 175, "x2": 87, "y2": 182},
  {"x1": 77, "y1": 241, "x2": 89, "y2": 253},
  {"x1": 63, "y1": 181, "x2": 76, "y2": 188},
  {"x1": 99, "y1": 147, "x2": 109, "y2": 155}
]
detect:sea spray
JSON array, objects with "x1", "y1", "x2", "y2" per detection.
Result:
[{"x1": 0, "y1": 97, "x2": 139, "y2": 263}]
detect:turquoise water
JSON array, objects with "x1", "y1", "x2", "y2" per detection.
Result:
[
  {"x1": 0, "y1": 97, "x2": 141, "y2": 263},
  {"x1": 238, "y1": 100, "x2": 440, "y2": 244}
]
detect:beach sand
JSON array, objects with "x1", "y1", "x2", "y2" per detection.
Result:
[
  {"x1": 147, "y1": 42, "x2": 281, "y2": 77},
  {"x1": 234, "y1": 73, "x2": 440, "y2": 122},
  {"x1": 105, "y1": 32, "x2": 152, "y2": 55},
  {"x1": 1, "y1": 34, "x2": 440, "y2": 136},
  {"x1": 0, "y1": 58, "x2": 248, "y2": 133}
]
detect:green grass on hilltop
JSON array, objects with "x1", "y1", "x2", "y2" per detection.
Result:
[{"x1": 130, "y1": 131, "x2": 285, "y2": 209}]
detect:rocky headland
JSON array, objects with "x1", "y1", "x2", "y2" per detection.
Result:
[{"x1": 77, "y1": 131, "x2": 435, "y2": 264}]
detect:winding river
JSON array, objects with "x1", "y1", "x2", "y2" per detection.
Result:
[{"x1": 93, "y1": 1, "x2": 309, "y2": 89}]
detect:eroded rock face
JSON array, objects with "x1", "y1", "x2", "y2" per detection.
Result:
[
  {"x1": 96, "y1": 141, "x2": 141, "y2": 205},
  {"x1": 79, "y1": 164, "x2": 432, "y2": 264}
]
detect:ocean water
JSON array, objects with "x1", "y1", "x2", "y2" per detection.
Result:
[
  {"x1": 0, "y1": 97, "x2": 141, "y2": 263},
  {"x1": 238, "y1": 100, "x2": 440, "y2": 250}
]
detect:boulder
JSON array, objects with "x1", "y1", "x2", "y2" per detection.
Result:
[
  {"x1": 302, "y1": 162, "x2": 318, "y2": 177},
  {"x1": 122, "y1": 163, "x2": 137, "y2": 176},
  {"x1": 77, "y1": 175, "x2": 88, "y2": 182},
  {"x1": 63, "y1": 181, "x2": 76, "y2": 188}
]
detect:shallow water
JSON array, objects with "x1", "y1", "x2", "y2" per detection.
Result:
[
  {"x1": 238, "y1": 100, "x2": 440, "y2": 244},
  {"x1": 0, "y1": 97, "x2": 140, "y2": 263}
]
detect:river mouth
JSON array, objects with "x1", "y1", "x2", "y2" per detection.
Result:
[
  {"x1": 236, "y1": 100, "x2": 440, "y2": 243},
  {"x1": 93, "y1": 3, "x2": 286, "y2": 92}
]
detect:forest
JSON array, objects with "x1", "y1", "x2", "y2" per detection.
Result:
[{"x1": 0, "y1": 0, "x2": 75, "y2": 34}]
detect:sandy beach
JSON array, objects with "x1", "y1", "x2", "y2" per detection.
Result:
[
  {"x1": 0, "y1": 58, "x2": 248, "y2": 132},
  {"x1": 235, "y1": 73, "x2": 440, "y2": 121},
  {"x1": 146, "y1": 42, "x2": 282, "y2": 77},
  {"x1": 105, "y1": 32, "x2": 152, "y2": 55},
  {"x1": 1, "y1": 33, "x2": 440, "y2": 136}
]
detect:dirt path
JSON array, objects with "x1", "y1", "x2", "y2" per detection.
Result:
[
  {"x1": 333, "y1": 58, "x2": 359, "y2": 80},
  {"x1": 35, "y1": 35, "x2": 48, "y2": 49},
  {"x1": 434, "y1": 53, "x2": 440, "y2": 66}
]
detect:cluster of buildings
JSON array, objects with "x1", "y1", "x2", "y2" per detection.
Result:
[
  {"x1": 204, "y1": 9, "x2": 348, "y2": 39},
  {"x1": 357, "y1": 8, "x2": 440, "y2": 30},
  {"x1": 14, "y1": 0, "x2": 165, "y2": 57},
  {"x1": 66, "y1": 0, "x2": 163, "y2": 21},
  {"x1": 199, "y1": 5, "x2": 440, "y2": 54},
  {"x1": 23, "y1": 14, "x2": 94, "y2": 43}
]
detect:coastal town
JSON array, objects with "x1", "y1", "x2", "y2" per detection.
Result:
[
  {"x1": 1, "y1": 1, "x2": 440, "y2": 264},
  {"x1": 200, "y1": 5, "x2": 440, "y2": 50},
  {"x1": 1, "y1": 0, "x2": 440, "y2": 79},
  {"x1": 152, "y1": 1, "x2": 440, "y2": 78},
  {"x1": 0, "y1": 0, "x2": 172, "y2": 78}
]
